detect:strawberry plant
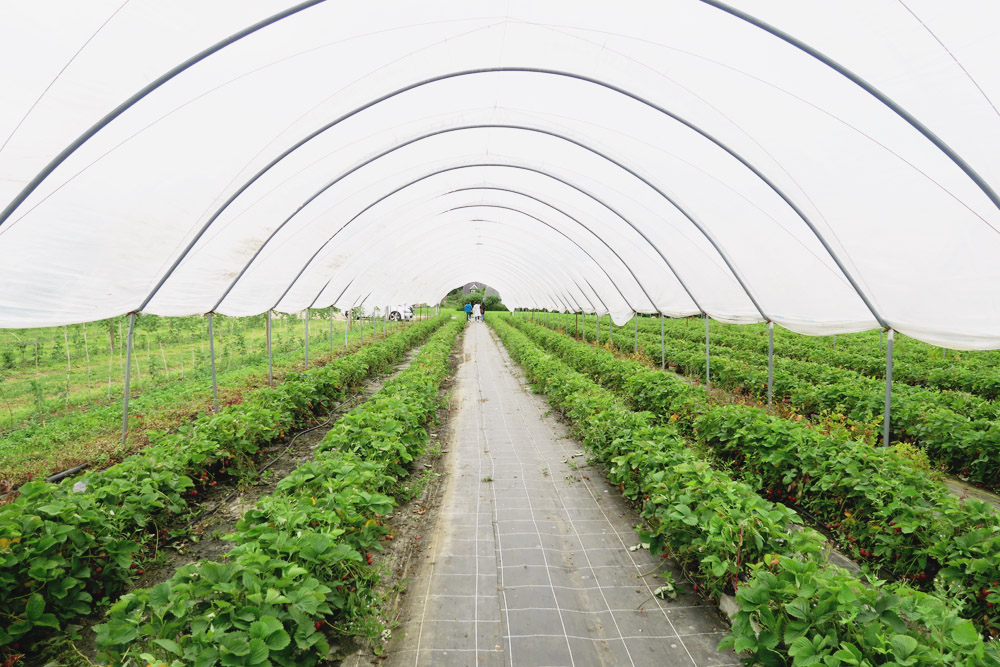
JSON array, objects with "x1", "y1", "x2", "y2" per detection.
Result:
[
  {"x1": 95, "y1": 320, "x2": 463, "y2": 665},
  {"x1": 0, "y1": 316, "x2": 450, "y2": 657}
]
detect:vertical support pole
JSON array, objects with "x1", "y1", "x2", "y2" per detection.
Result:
[
  {"x1": 660, "y1": 313, "x2": 665, "y2": 370},
  {"x1": 121, "y1": 312, "x2": 136, "y2": 444},
  {"x1": 360, "y1": 310, "x2": 364, "y2": 342},
  {"x1": 767, "y1": 321, "x2": 774, "y2": 409},
  {"x1": 883, "y1": 329, "x2": 894, "y2": 447},
  {"x1": 304, "y1": 308, "x2": 309, "y2": 367},
  {"x1": 576, "y1": 312, "x2": 579, "y2": 338},
  {"x1": 329, "y1": 307, "x2": 334, "y2": 353},
  {"x1": 582, "y1": 311, "x2": 586, "y2": 340},
  {"x1": 345, "y1": 310, "x2": 350, "y2": 348},
  {"x1": 833, "y1": 334, "x2": 837, "y2": 350},
  {"x1": 266, "y1": 310, "x2": 273, "y2": 388},
  {"x1": 596, "y1": 312, "x2": 600, "y2": 343},
  {"x1": 208, "y1": 313, "x2": 218, "y2": 412},
  {"x1": 705, "y1": 314, "x2": 711, "y2": 389},
  {"x1": 634, "y1": 313, "x2": 638, "y2": 353},
  {"x1": 942, "y1": 347, "x2": 947, "y2": 360}
]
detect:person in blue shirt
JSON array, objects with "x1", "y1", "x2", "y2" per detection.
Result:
[{"x1": 464, "y1": 302, "x2": 472, "y2": 321}]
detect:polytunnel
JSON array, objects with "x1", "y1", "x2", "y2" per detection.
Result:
[{"x1": 1, "y1": 1, "x2": 1000, "y2": 349}]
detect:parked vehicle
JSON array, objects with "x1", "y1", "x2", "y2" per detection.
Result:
[
  {"x1": 388, "y1": 304, "x2": 413, "y2": 321},
  {"x1": 355, "y1": 304, "x2": 413, "y2": 321}
]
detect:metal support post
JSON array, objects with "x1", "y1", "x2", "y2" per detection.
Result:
[
  {"x1": 345, "y1": 310, "x2": 350, "y2": 348},
  {"x1": 943, "y1": 347, "x2": 947, "y2": 360},
  {"x1": 208, "y1": 313, "x2": 218, "y2": 412},
  {"x1": 660, "y1": 313, "x2": 665, "y2": 370},
  {"x1": 266, "y1": 310, "x2": 273, "y2": 387},
  {"x1": 329, "y1": 307, "x2": 334, "y2": 353},
  {"x1": 705, "y1": 314, "x2": 711, "y2": 389},
  {"x1": 121, "y1": 312, "x2": 136, "y2": 444},
  {"x1": 883, "y1": 329, "x2": 894, "y2": 446},
  {"x1": 833, "y1": 334, "x2": 837, "y2": 349},
  {"x1": 582, "y1": 311, "x2": 586, "y2": 339},
  {"x1": 596, "y1": 313, "x2": 600, "y2": 343},
  {"x1": 634, "y1": 313, "x2": 638, "y2": 353},
  {"x1": 767, "y1": 321, "x2": 774, "y2": 408},
  {"x1": 360, "y1": 312, "x2": 364, "y2": 342},
  {"x1": 304, "y1": 308, "x2": 309, "y2": 367}
]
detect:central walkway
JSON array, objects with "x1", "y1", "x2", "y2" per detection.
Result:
[{"x1": 385, "y1": 322, "x2": 738, "y2": 667}]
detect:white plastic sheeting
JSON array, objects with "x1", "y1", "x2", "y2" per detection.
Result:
[{"x1": 1, "y1": 1, "x2": 1000, "y2": 348}]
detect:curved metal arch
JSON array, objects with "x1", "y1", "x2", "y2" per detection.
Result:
[
  {"x1": 422, "y1": 258, "x2": 569, "y2": 314},
  {"x1": 301, "y1": 173, "x2": 626, "y2": 313},
  {"x1": 269, "y1": 195, "x2": 632, "y2": 318},
  {"x1": 461, "y1": 220, "x2": 601, "y2": 315},
  {"x1": 397, "y1": 262, "x2": 541, "y2": 312},
  {"x1": 208, "y1": 123, "x2": 762, "y2": 316},
  {"x1": 313, "y1": 234, "x2": 567, "y2": 313},
  {"x1": 309, "y1": 214, "x2": 599, "y2": 309},
  {"x1": 447, "y1": 203, "x2": 655, "y2": 311},
  {"x1": 0, "y1": 0, "x2": 327, "y2": 230},
  {"x1": 301, "y1": 211, "x2": 616, "y2": 315},
  {"x1": 125, "y1": 67, "x2": 887, "y2": 326},
  {"x1": 446, "y1": 186, "x2": 703, "y2": 313},
  {"x1": 330, "y1": 240, "x2": 587, "y2": 315},
  {"x1": 309, "y1": 251, "x2": 551, "y2": 313},
  {"x1": 349, "y1": 238, "x2": 596, "y2": 316},
  {"x1": 701, "y1": 0, "x2": 1000, "y2": 230},
  {"x1": 230, "y1": 163, "x2": 669, "y2": 316}
]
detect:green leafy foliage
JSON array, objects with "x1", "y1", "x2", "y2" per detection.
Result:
[
  {"x1": 94, "y1": 319, "x2": 462, "y2": 665},
  {"x1": 1, "y1": 316, "x2": 450, "y2": 655}
]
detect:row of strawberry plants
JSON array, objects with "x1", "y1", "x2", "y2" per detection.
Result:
[
  {"x1": 512, "y1": 315, "x2": 1000, "y2": 637},
  {"x1": 492, "y1": 315, "x2": 996, "y2": 664},
  {"x1": 742, "y1": 323, "x2": 1000, "y2": 400},
  {"x1": 580, "y1": 311, "x2": 1000, "y2": 401},
  {"x1": 0, "y1": 316, "x2": 447, "y2": 656},
  {"x1": 640, "y1": 322, "x2": 1000, "y2": 489},
  {"x1": 563, "y1": 313, "x2": 1000, "y2": 490},
  {"x1": 94, "y1": 319, "x2": 463, "y2": 666},
  {"x1": 633, "y1": 316, "x2": 999, "y2": 421}
]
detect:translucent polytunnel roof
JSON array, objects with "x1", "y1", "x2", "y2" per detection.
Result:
[{"x1": 2, "y1": 1, "x2": 1000, "y2": 348}]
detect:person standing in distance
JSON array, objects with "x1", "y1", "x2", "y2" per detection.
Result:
[{"x1": 465, "y1": 302, "x2": 472, "y2": 321}]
